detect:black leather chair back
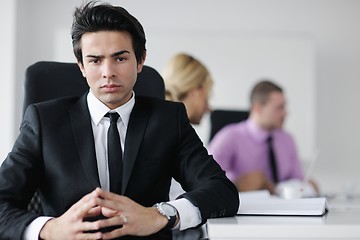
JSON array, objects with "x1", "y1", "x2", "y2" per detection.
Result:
[{"x1": 209, "y1": 109, "x2": 250, "y2": 142}]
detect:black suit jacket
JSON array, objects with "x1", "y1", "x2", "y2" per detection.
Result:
[{"x1": 0, "y1": 95, "x2": 239, "y2": 239}]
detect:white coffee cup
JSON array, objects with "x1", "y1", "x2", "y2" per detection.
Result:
[{"x1": 279, "y1": 186, "x2": 304, "y2": 199}]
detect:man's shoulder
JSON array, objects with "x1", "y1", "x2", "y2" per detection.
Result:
[
  {"x1": 220, "y1": 120, "x2": 247, "y2": 134},
  {"x1": 135, "y1": 96, "x2": 176, "y2": 104},
  {"x1": 274, "y1": 128, "x2": 296, "y2": 144},
  {"x1": 36, "y1": 96, "x2": 81, "y2": 106},
  {"x1": 27, "y1": 95, "x2": 83, "y2": 114},
  {"x1": 212, "y1": 121, "x2": 248, "y2": 142}
]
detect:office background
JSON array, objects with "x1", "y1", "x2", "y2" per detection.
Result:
[{"x1": 1, "y1": 0, "x2": 359, "y2": 195}]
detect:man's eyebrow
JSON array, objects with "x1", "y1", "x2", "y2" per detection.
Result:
[
  {"x1": 85, "y1": 54, "x2": 103, "y2": 59},
  {"x1": 84, "y1": 50, "x2": 130, "y2": 59},
  {"x1": 111, "y1": 50, "x2": 130, "y2": 57}
]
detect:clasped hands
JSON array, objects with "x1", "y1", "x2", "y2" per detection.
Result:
[{"x1": 39, "y1": 188, "x2": 168, "y2": 240}]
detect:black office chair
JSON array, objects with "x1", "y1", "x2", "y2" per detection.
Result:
[
  {"x1": 209, "y1": 109, "x2": 250, "y2": 143},
  {"x1": 23, "y1": 61, "x2": 165, "y2": 214}
]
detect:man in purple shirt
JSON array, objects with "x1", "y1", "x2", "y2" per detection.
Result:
[{"x1": 208, "y1": 80, "x2": 318, "y2": 194}]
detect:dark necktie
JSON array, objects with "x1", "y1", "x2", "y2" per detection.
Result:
[
  {"x1": 106, "y1": 112, "x2": 123, "y2": 193},
  {"x1": 267, "y1": 135, "x2": 279, "y2": 183}
]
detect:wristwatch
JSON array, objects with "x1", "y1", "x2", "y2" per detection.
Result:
[{"x1": 154, "y1": 202, "x2": 178, "y2": 231}]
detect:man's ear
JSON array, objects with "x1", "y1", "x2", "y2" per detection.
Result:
[
  {"x1": 137, "y1": 51, "x2": 147, "y2": 73},
  {"x1": 252, "y1": 102, "x2": 263, "y2": 114},
  {"x1": 77, "y1": 62, "x2": 86, "y2": 78}
]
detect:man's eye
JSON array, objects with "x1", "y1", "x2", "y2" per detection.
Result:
[
  {"x1": 116, "y1": 57, "x2": 125, "y2": 62},
  {"x1": 89, "y1": 59, "x2": 100, "y2": 64}
]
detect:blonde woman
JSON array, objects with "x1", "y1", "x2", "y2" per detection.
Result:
[{"x1": 163, "y1": 53, "x2": 213, "y2": 124}]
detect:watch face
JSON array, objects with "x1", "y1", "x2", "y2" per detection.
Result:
[{"x1": 162, "y1": 203, "x2": 177, "y2": 216}]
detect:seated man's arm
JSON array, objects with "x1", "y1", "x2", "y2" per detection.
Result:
[
  {"x1": 0, "y1": 105, "x2": 44, "y2": 239},
  {"x1": 173, "y1": 104, "x2": 240, "y2": 225}
]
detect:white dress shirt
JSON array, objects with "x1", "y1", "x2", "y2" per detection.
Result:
[{"x1": 24, "y1": 91, "x2": 201, "y2": 239}]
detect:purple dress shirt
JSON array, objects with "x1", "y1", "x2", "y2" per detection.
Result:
[{"x1": 208, "y1": 119, "x2": 303, "y2": 183}]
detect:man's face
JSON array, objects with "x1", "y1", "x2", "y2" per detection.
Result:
[
  {"x1": 78, "y1": 31, "x2": 144, "y2": 109},
  {"x1": 259, "y1": 92, "x2": 287, "y2": 130}
]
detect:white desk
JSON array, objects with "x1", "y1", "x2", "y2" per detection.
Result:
[{"x1": 207, "y1": 208, "x2": 360, "y2": 239}]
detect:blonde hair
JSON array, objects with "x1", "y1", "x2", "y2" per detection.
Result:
[{"x1": 162, "y1": 53, "x2": 213, "y2": 101}]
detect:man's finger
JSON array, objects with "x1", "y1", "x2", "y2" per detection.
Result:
[
  {"x1": 95, "y1": 188, "x2": 127, "y2": 202},
  {"x1": 70, "y1": 191, "x2": 103, "y2": 218},
  {"x1": 101, "y1": 226, "x2": 127, "y2": 240},
  {"x1": 95, "y1": 190, "x2": 133, "y2": 213},
  {"x1": 80, "y1": 220, "x2": 103, "y2": 232},
  {"x1": 77, "y1": 231, "x2": 103, "y2": 240},
  {"x1": 86, "y1": 206, "x2": 102, "y2": 218},
  {"x1": 99, "y1": 214, "x2": 128, "y2": 227}
]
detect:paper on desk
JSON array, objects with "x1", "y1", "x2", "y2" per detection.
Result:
[
  {"x1": 239, "y1": 190, "x2": 272, "y2": 200},
  {"x1": 238, "y1": 191, "x2": 327, "y2": 216}
]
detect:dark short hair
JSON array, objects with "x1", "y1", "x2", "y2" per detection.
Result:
[
  {"x1": 250, "y1": 80, "x2": 283, "y2": 106},
  {"x1": 71, "y1": 1, "x2": 146, "y2": 64}
]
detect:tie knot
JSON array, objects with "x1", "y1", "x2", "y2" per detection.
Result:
[
  {"x1": 267, "y1": 135, "x2": 273, "y2": 143},
  {"x1": 105, "y1": 112, "x2": 120, "y2": 124}
]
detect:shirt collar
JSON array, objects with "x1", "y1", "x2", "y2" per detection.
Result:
[
  {"x1": 246, "y1": 118, "x2": 272, "y2": 143},
  {"x1": 87, "y1": 90, "x2": 135, "y2": 127}
]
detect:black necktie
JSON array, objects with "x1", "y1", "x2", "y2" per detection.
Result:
[
  {"x1": 267, "y1": 135, "x2": 279, "y2": 183},
  {"x1": 106, "y1": 112, "x2": 123, "y2": 193}
]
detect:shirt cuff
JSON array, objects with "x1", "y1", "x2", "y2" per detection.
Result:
[
  {"x1": 168, "y1": 198, "x2": 202, "y2": 230},
  {"x1": 23, "y1": 216, "x2": 53, "y2": 240}
]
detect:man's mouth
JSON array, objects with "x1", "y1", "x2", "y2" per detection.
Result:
[{"x1": 101, "y1": 84, "x2": 121, "y2": 93}]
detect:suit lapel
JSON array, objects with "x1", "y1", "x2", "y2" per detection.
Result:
[
  {"x1": 69, "y1": 94, "x2": 101, "y2": 189},
  {"x1": 122, "y1": 98, "x2": 150, "y2": 194}
]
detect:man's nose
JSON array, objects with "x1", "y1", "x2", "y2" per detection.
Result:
[{"x1": 102, "y1": 62, "x2": 116, "y2": 79}]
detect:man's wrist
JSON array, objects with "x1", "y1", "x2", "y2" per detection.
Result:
[
  {"x1": 39, "y1": 218, "x2": 55, "y2": 239},
  {"x1": 168, "y1": 198, "x2": 202, "y2": 230},
  {"x1": 153, "y1": 202, "x2": 178, "y2": 230}
]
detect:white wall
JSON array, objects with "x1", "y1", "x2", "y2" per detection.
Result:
[
  {"x1": 146, "y1": 33, "x2": 316, "y2": 159},
  {"x1": 0, "y1": 1, "x2": 16, "y2": 161},
  {"x1": 7, "y1": 0, "x2": 360, "y2": 194}
]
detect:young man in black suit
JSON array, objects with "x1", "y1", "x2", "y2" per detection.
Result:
[{"x1": 0, "y1": 2, "x2": 239, "y2": 239}]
